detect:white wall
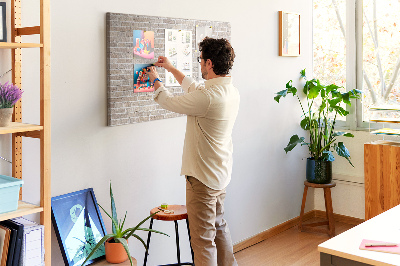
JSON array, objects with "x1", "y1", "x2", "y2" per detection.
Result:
[{"x1": 1, "y1": 0, "x2": 315, "y2": 265}]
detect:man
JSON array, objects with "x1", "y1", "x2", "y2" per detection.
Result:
[{"x1": 144, "y1": 37, "x2": 239, "y2": 266}]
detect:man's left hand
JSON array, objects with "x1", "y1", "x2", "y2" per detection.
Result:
[{"x1": 144, "y1": 66, "x2": 159, "y2": 83}]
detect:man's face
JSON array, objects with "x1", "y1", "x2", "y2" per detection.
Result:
[{"x1": 200, "y1": 52, "x2": 208, "y2": 80}]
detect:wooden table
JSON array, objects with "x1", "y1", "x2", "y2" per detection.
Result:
[
  {"x1": 91, "y1": 257, "x2": 137, "y2": 266},
  {"x1": 318, "y1": 204, "x2": 400, "y2": 265}
]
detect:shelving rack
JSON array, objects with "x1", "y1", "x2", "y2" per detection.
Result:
[{"x1": 0, "y1": 0, "x2": 51, "y2": 265}]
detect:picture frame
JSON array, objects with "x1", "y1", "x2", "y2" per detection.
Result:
[
  {"x1": 0, "y1": 2, "x2": 6, "y2": 42},
  {"x1": 51, "y1": 188, "x2": 107, "y2": 266},
  {"x1": 279, "y1": 11, "x2": 300, "y2": 56}
]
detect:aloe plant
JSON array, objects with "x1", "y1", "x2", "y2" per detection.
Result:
[
  {"x1": 81, "y1": 183, "x2": 168, "y2": 266},
  {"x1": 274, "y1": 69, "x2": 362, "y2": 166}
]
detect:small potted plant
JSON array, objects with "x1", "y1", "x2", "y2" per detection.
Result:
[
  {"x1": 274, "y1": 69, "x2": 362, "y2": 183},
  {"x1": 82, "y1": 183, "x2": 168, "y2": 266},
  {"x1": 0, "y1": 82, "x2": 23, "y2": 127}
]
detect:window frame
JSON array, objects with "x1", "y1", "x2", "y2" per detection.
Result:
[{"x1": 315, "y1": 0, "x2": 400, "y2": 131}]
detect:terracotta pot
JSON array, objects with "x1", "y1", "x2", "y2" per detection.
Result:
[
  {"x1": 0, "y1": 108, "x2": 13, "y2": 127},
  {"x1": 105, "y1": 238, "x2": 128, "y2": 264}
]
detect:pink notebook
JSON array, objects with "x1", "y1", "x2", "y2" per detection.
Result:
[{"x1": 359, "y1": 239, "x2": 400, "y2": 255}]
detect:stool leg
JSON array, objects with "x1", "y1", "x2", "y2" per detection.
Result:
[
  {"x1": 143, "y1": 218, "x2": 154, "y2": 266},
  {"x1": 186, "y1": 218, "x2": 194, "y2": 264},
  {"x1": 298, "y1": 185, "x2": 308, "y2": 231},
  {"x1": 324, "y1": 188, "x2": 335, "y2": 237},
  {"x1": 174, "y1": 220, "x2": 182, "y2": 265}
]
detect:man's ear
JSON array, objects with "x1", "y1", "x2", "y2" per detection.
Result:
[{"x1": 206, "y1": 59, "x2": 213, "y2": 69}]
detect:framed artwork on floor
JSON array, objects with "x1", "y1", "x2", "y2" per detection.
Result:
[
  {"x1": 51, "y1": 188, "x2": 107, "y2": 266},
  {"x1": 0, "y1": 2, "x2": 6, "y2": 42},
  {"x1": 279, "y1": 11, "x2": 300, "y2": 56}
]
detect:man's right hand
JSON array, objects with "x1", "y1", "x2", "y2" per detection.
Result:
[{"x1": 155, "y1": 56, "x2": 175, "y2": 72}]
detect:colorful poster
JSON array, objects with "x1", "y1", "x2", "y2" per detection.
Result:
[
  {"x1": 165, "y1": 29, "x2": 192, "y2": 86},
  {"x1": 133, "y1": 64, "x2": 154, "y2": 93},
  {"x1": 195, "y1": 26, "x2": 213, "y2": 82},
  {"x1": 133, "y1": 30, "x2": 154, "y2": 59}
]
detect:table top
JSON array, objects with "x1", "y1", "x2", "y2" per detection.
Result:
[
  {"x1": 318, "y1": 204, "x2": 400, "y2": 266},
  {"x1": 91, "y1": 257, "x2": 137, "y2": 265}
]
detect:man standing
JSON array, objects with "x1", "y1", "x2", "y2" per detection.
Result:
[{"x1": 145, "y1": 37, "x2": 239, "y2": 266}]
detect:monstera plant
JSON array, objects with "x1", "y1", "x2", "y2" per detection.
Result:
[{"x1": 274, "y1": 69, "x2": 362, "y2": 183}]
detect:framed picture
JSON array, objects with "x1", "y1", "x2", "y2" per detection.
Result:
[
  {"x1": 279, "y1": 11, "x2": 300, "y2": 56},
  {"x1": 51, "y1": 188, "x2": 107, "y2": 266},
  {"x1": 0, "y1": 2, "x2": 6, "y2": 42}
]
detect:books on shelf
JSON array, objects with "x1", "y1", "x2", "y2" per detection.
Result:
[
  {"x1": 0, "y1": 218, "x2": 44, "y2": 266},
  {"x1": 0, "y1": 225, "x2": 11, "y2": 266},
  {"x1": 11, "y1": 217, "x2": 44, "y2": 266}
]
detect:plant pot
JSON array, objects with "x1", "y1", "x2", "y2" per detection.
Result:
[
  {"x1": 0, "y1": 108, "x2": 13, "y2": 127},
  {"x1": 105, "y1": 238, "x2": 128, "y2": 264},
  {"x1": 306, "y1": 158, "x2": 332, "y2": 184}
]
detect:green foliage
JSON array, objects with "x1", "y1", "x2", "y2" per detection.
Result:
[
  {"x1": 274, "y1": 69, "x2": 362, "y2": 165},
  {"x1": 81, "y1": 182, "x2": 169, "y2": 266}
]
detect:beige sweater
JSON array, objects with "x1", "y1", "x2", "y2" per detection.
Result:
[{"x1": 154, "y1": 76, "x2": 240, "y2": 190}]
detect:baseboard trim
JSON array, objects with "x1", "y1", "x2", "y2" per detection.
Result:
[
  {"x1": 233, "y1": 210, "x2": 365, "y2": 253},
  {"x1": 314, "y1": 210, "x2": 364, "y2": 226},
  {"x1": 233, "y1": 210, "x2": 315, "y2": 253}
]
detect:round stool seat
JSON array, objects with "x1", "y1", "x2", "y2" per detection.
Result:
[
  {"x1": 304, "y1": 181, "x2": 336, "y2": 188},
  {"x1": 150, "y1": 205, "x2": 188, "y2": 221}
]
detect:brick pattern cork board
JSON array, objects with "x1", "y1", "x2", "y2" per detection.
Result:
[{"x1": 106, "y1": 13, "x2": 231, "y2": 126}]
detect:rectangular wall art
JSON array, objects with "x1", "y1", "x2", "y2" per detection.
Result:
[
  {"x1": 133, "y1": 30, "x2": 154, "y2": 59},
  {"x1": 279, "y1": 11, "x2": 300, "y2": 56}
]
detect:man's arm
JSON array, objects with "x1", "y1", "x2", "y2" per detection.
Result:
[{"x1": 154, "y1": 56, "x2": 185, "y2": 85}]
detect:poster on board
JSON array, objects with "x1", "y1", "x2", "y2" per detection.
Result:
[
  {"x1": 133, "y1": 64, "x2": 154, "y2": 93},
  {"x1": 165, "y1": 29, "x2": 192, "y2": 86},
  {"x1": 133, "y1": 30, "x2": 155, "y2": 59}
]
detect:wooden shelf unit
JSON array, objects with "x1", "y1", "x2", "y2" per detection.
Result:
[{"x1": 0, "y1": 0, "x2": 51, "y2": 265}]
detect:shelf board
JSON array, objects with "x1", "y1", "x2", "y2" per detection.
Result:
[
  {"x1": 0, "y1": 42, "x2": 43, "y2": 49},
  {"x1": 0, "y1": 201, "x2": 43, "y2": 221},
  {"x1": 0, "y1": 122, "x2": 43, "y2": 134},
  {"x1": 370, "y1": 118, "x2": 400, "y2": 123}
]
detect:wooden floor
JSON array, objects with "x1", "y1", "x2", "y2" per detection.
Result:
[{"x1": 234, "y1": 217, "x2": 354, "y2": 266}]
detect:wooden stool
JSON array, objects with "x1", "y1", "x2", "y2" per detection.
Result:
[
  {"x1": 298, "y1": 181, "x2": 336, "y2": 237},
  {"x1": 143, "y1": 205, "x2": 194, "y2": 266}
]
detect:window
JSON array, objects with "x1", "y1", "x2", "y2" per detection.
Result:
[{"x1": 313, "y1": 0, "x2": 400, "y2": 130}]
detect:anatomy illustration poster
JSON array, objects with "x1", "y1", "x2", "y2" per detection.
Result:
[{"x1": 164, "y1": 29, "x2": 192, "y2": 86}]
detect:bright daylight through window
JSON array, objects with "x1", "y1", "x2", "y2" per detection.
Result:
[{"x1": 313, "y1": 0, "x2": 400, "y2": 127}]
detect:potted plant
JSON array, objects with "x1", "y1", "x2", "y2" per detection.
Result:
[
  {"x1": 274, "y1": 69, "x2": 362, "y2": 184},
  {"x1": 0, "y1": 82, "x2": 23, "y2": 127},
  {"x1": 82, "y1": 183, "x2": 168, "y2": 266}
]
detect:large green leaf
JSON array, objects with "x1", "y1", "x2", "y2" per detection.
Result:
[
  {"x1": 325, "y1": 84, "x2": 339, "y2": 94},
  {"x1": 321, "y1": 151, "x2": 335, "y2": 162},
  {"x1": 341, "y1": 92, "x2": 351, "y2": 105},
  {"x1": 335, "y1": 142, "x2": 354, "y2": 167},
  {"x1": 308, "y1": 85, "x2": 321, "y2": 99},
  {"x1": 284, "y1": 135, "x2": 305, "y2": 153},
  {"x1": 300, "y1": 117, "x2": 310, "y2": 130},
  {"x1": 274, "y1": 89, "x2": 288, "y2": 103},
  {"x1": 110, "y1": 182, "x2": 118, "y2": 234}
]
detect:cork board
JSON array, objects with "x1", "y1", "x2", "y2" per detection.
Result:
[{"x1": 106, "y1": 13, "x2": 231, "y2": 126}]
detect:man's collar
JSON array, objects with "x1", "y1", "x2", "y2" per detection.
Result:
[{"x1": 204, "y1": 76, "x2": 232, "y2": 87}]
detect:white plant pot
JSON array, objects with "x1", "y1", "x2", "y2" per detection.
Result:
[{"x1": 0, "y1": 108, "x2": 14, "y2": 127}]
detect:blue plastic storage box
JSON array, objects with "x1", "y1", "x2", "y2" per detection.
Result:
[{"x1": 0, "y1": 175, "x2": 24, "y2": 214}]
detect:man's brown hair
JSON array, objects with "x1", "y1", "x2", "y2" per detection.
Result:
[{"x1": 199, "y1": 37, "x2": 235, "y2": 75}]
